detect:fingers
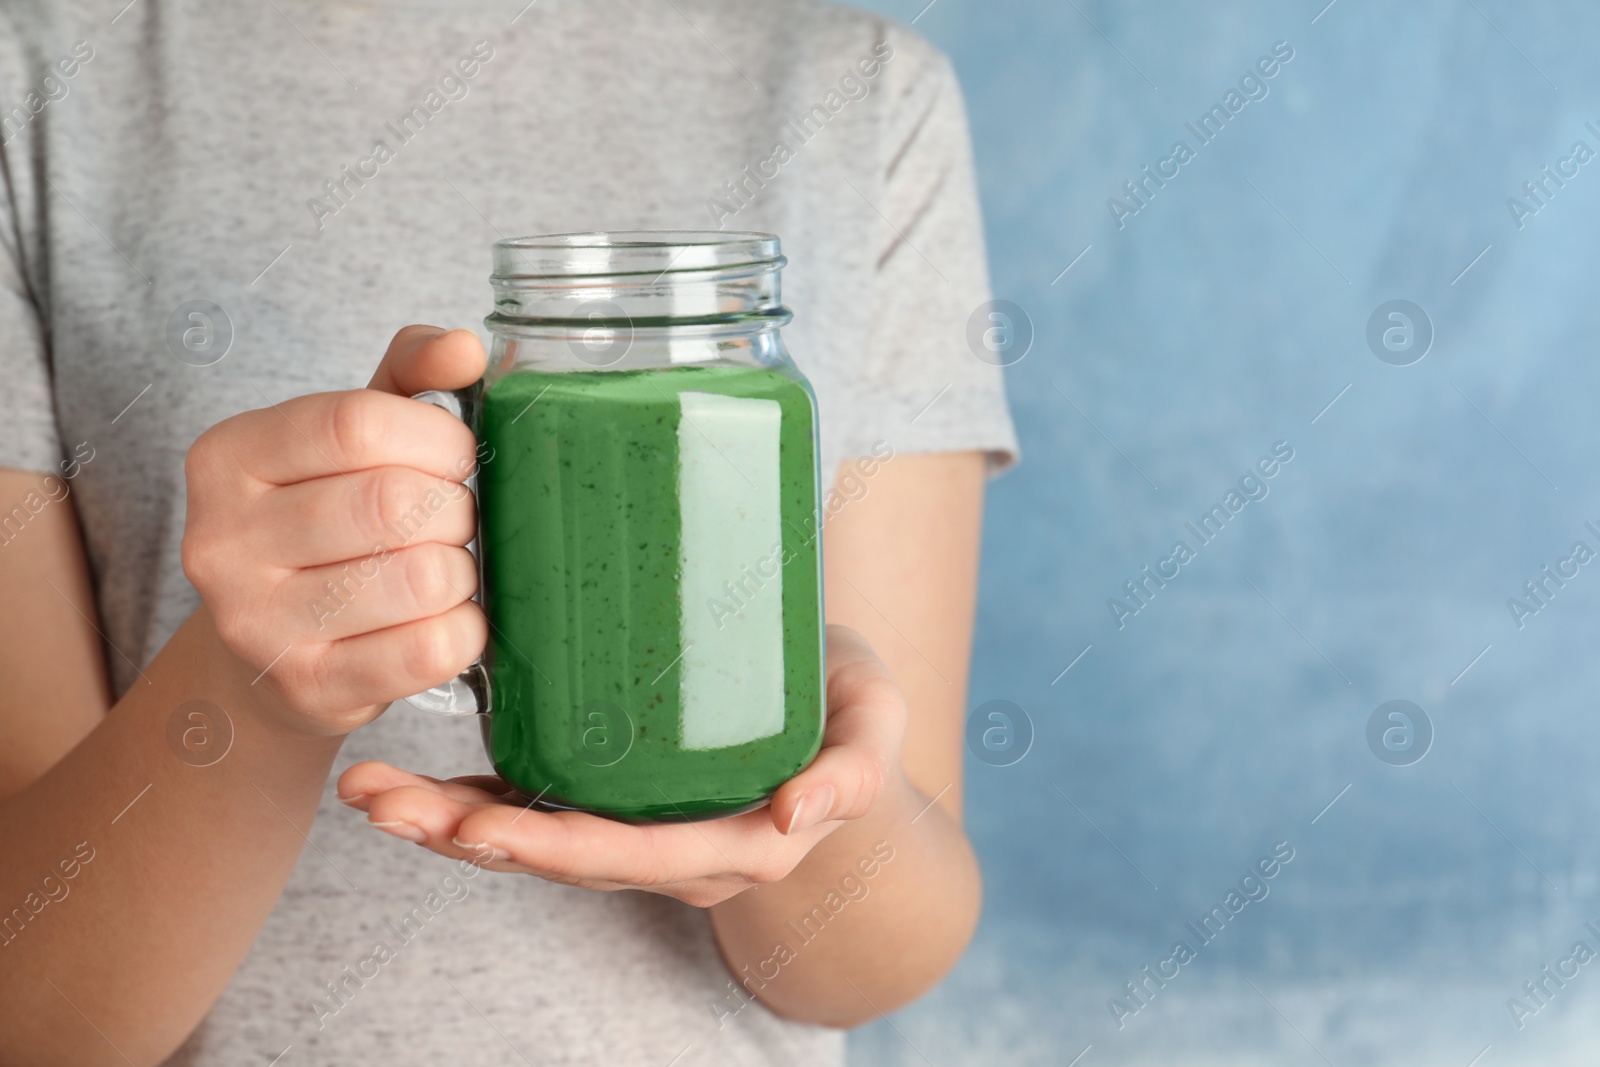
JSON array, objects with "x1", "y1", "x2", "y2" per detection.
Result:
[
  {"x1": 283, "y1": 543, "x2": 478, "y2": 641},
  {"x1": 180, "y1": 324, "x2": 491, "y2": 734},
  {"x1": 368, "y1": 325, "x2": 487, "y2": 397},
  {"x1": 457, "y1": 804, "x2": 836, "y2": 887},
  {"x1": 338, "y1": 766, "x2": 565, "y2": 871},
  {"x1": 358, "y1": 779, "x2": 815, "y2": 888},
  {"x1": 261, "y1": 467, "x2": 476, "y2": 568},
  {"x1": 770, "y1": 624, "x2": 908, "y2": 835},
  {"x1": 358, "y1": 786, "x2": 631, "y2": 891},
  {"x1": 336, "y1": 762, "x2": 513, "y2": 808},
  {"x1": 220, "y1": 389, "x2": 479, "y2": 486},
  {"x1": 345, "y1": 762, "x2": 842, "y2": 907},
  {"x1": 278, "y1": 601, "x2": 487, "y2": 715},
  {"x1": 821, "y1": 622, "x2": 893, "y2": 706}
]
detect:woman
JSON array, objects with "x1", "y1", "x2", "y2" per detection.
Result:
[{"x1": 0, "y1": 0, "x2": 1016, "y2": 1062}]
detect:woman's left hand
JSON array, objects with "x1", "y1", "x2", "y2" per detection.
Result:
[{"x1": 336, "y1": 624, "x2": 909, "y2": 907}]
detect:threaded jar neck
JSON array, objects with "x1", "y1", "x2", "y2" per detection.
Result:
[{"x1": 486, "y1": 231, "x2": 790, "y2": 331}]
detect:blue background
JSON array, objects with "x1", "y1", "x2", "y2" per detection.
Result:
[{"x1": 850, "y1": 1, "x2": 1600, "y2": 1064}]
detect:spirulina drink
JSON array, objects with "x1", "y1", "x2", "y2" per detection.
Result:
[{"x1": 475, "y1": 362, "x2": 825, "y2": 820}]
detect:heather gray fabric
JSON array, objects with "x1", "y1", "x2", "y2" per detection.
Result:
[{"x1": 0, "y1": 1, "x2": 1017, "y2": 1063}]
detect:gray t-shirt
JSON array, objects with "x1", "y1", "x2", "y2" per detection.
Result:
[{"x1": 0, "y1": 1, "x2": 1017, "y2": 1063}]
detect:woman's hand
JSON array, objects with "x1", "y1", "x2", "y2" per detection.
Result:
[
  {"x1": 337, "y1": 625, "x2": 909, "y2": 907},
  {"x1": 181, "y1": 325, "x2": 489, "y2": 737}
]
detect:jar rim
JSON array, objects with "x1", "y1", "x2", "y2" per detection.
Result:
[{"x1": 492, "y1": 231, "x2": 782, "y2": 281}]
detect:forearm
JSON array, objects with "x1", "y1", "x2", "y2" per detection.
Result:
[
  {"x1": 709, "y1": 775, "x2": 981, "y2": 1028},
  {"x1": 0, "y1": 608, "x2": 342, "y2": 1067}
]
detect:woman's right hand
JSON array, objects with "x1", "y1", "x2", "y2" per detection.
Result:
[{"x1": 181, "y1": 325, "x2": 489, "y2": 737}]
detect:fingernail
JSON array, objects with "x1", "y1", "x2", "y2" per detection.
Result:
[
  {"x1": 337, "y1": 792, "x2": 367, "y2": 805},
  {"x1": 452, "y1": 836, "x2": 510, "y2": 861},
  {"x1": 785, "y1": 785, "x2": 835, "y2": 835},
  {"x1": 371, "y1": 819, "x2": 426, "y2": 843}
]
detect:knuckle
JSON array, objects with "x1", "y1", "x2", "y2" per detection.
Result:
[
  {"x1": 405, "y1": 613, "x2": 464, "y2": 683},
  {"x1": 540, "y1": 870, "x2": 587, "y2": 889},
  {"x1": 847, "y1": 675, "x2": 910, "y2": 736},
  {"x1": 855, "y1": 755, "x2": 889, "y2": 813},
  {"x1": 328, "y1": 392, "x2": 382, "y2": 466},
  {"x1": 855, "y1": 672, "x2": 906, "y2": 714},
  {"x1": 634, "y1": 829, "x2": 680, "y2": 888},
  {"x1": 180, "y1": 530, "x2": 217, "y2": 588},
  {"x1": 185, "y1": 420, "x2": 234, "y2": 483},
  {"x1": 367, "y1": 468, "x2": 421, "y2": 547},
  {"x1": 181, "y1": 446, "x2": 240, "y2": 588},
  {"x1": 401, "y1": 545, "x2": 461, "y2": 616},
  {"x1": 634, "y1": 859, "x2": 674, "y2": 890},
  {"x1": 452, "y1": 547, "x2": 480, "y2": 599},
  {"x1": 183, "y1": 432, "x2": 213, "y2": 486},
  {"x1": 210, "y1": 606, "x2": 252, "y2": 653},
  {"x1": 432, "y1": 473, "x2": 470, "y2": 525},
  {"x1": 447, "y1": 425, "x2": 479, "y2": 473}
]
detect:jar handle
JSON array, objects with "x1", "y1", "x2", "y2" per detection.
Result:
[{"x1": 399, "y1": 388, "x2": 491, "y2": 718}]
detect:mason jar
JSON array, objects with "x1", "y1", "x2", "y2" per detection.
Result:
[{"x1": 420, "y1": 232, "x2": 826, "y2": 822}]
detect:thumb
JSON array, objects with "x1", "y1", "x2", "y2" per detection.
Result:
[
  {"x1": 368, "y1": 324, "x2": 488, "y2": 396},
  {"x1": 770, "y1": 625, "x2": 907, "y2": 835}
]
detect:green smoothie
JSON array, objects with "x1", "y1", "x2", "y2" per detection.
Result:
[{"x1": 476, "y1": 363, "x2": 825, "y2": 820}]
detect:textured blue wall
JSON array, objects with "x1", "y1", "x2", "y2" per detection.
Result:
[{"x1": 849, "y1": 1, "x2": 1600, "y2": 1063}]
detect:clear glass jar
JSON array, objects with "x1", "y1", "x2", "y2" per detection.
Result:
[{"x1": 444, "y1": 232, "x2": 825, "y2": 821}]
